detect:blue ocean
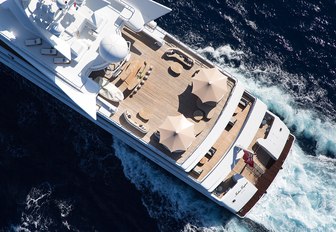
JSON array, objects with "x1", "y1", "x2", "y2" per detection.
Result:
[{"x1": 0, "y1": 0, "x2": 335, "y2": 231}]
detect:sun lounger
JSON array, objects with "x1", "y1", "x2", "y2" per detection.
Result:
[
  {"x1": 193, "y1": 166, "x2": 203, "y2": 175},
  {"x1": 207, "y1": 147, "x2": 217, "y2": 157},
  {"x1": 25, "y1": 38, "x2": 42, "y2": 46},
  {"x1": 53, "y1": 57, "x2": 70, "y2": 64},
  {"x1": 123, "y1": 111, "x2": 149, "y2": 134},
  {"x1": 229, "y1": 117, "x2": 237, "y2": 126},
  {"x1": 41, "y1": 48, "x2": 57, "y2": 55},
  {"x1": 239, "y1": 97, "x2": 248, "y2": 108}
]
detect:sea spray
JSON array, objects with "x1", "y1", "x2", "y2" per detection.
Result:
[{"x1": 248, "y1": 144, "x2": 336, "y2": 231}]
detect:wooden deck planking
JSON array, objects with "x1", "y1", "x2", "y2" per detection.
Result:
[
  {"x1": 104, "y1": 28, "x2": 236, "y2": 164},
  {"x1": 189, "y1": 102, "x2": 253, "y2": 181},
  {"x1": 211, "y1": 114, "x2": 279, "y2": 196}
]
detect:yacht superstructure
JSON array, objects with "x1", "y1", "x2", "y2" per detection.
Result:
[{"x1": 0, "y1": 0, "x2": 294, "y2": 217}]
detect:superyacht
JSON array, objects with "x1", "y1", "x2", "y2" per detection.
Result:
[{"x1": 0, "y1": 0, "x2": 294, "y2": 217}]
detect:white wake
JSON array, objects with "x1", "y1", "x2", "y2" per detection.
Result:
[{"x1": 112, "y1": 45, "x2": 336, "y2": 231}]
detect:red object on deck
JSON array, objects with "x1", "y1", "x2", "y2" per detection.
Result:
[{"x1": 243, "y1": 149, "x2": 254, "y2": 167}]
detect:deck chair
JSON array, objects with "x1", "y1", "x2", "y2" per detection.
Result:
[
  {"x1": 41, "y1": 48, "x2": 57, "y2": 55},
  {"x1": 193, "y1": 166, "x2": 203, "y2": 175},
  {"x1": 25, "y1": 38, "x2": 42, "y2": 46},
  {"x1": 53, "y1": 57, "x2": 70, "y2": 64}
]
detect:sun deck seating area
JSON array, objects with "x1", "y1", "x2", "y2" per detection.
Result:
[
  {"x1": 53, "y1": 57, "x2": 70, "y2": 64},
  {"x1": 239, "y1": 97, "x2": 249, "y2": 108},
  {"x1": 123, "y1": 110, "x2": 149, "y2": 134},
  {"x1": 90, "y1": 27, "x2": 237, "y2": 165},
  {"x1": 41, "y1": 48, "x2": 57, "y2": 55},
  {"x1": 164, "y1": 48, "x2": 195, "y2": 70},
  {"x1": 97, "y1": 95, "x2": 118, "y2": 118}
]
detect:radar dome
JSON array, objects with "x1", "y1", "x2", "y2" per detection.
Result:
[
  {"x1": 56, "y1": 0, "x2": 68, "y2": 9},
  {"x1": 99, "y1": 34, "x2": 129, "y2": 63}
]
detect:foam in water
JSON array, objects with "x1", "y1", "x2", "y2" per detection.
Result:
[
  {"x1": 248, "y1": 144, "x2": 336, "y2": 231},
  {"x1": 11, "y1": 182, "x2": 76, "y2": 232},
  {"x1": 15, "y1": 182, "x2": 53, "y2": 231}
]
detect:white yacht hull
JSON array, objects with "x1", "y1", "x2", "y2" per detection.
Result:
[{"x1": 0, "y1": 44, "x2": 233, "y2": 211}]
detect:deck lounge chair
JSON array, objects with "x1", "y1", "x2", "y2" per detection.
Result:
[
  {"x1": 229, "y1": 117, "x2": 237, "y2": 126},
  {"x1": 25, "y1": 38, "x2": 42, "y2": 46},
  {"x1": 239, "y1": 97, "x2": 248, "y2": 108},
  {"x1": 193, "y1": 166, "x2": 203, "y2": 175},
  {"x1": 53, "y1": 57, "x2": 70, "y2": 64},
  {"x1": 41, "y1": 48, "x2": 57, "y2": 55},
  {"x1": 207, "y1": 147, "x2": 217, "y2": 157}
]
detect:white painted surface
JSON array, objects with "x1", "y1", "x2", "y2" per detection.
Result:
[
  {"x1": 221, "y1": 174, "x2": 258, "y2": 212},
  {"x1": 123, "y1": 0, "x2": 171, "y2": 24},
  {"x1": 257, "y1": 115, "x2": 290, "y2": 160},
  {"x1": 99, "y1": 33, "x2": 129, "y2": 63}
]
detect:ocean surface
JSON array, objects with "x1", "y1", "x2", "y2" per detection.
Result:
[{"x1": 0, "y1": 0, "x2": 335, "y2": 231}]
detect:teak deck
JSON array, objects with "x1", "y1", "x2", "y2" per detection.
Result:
[
  {"x1": 189, "y1": 100, "x2": 253, "y2": 181},
  {"x1": 102, "y1": 28, "x2": 238, "y2": 164}
]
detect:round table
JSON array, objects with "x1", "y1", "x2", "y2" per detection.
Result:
[
  {"x1": 193, "y1": 110, "x2": 204, "y2": 122},
  {"x1": 193, "y1": 110, "x2": 204, "y2": 121},
  {"x1": 196, "y1": 99, "x2": 216, "y2": 119},
  {"x1": 139, "y1": 109, "x2": 150, "y2": 121},
  {"x1": 169, "y1": 63, "x2": 182, "y2": 75},
  {"x1": 194, "y1": 120, "x2": 206, "y2": 135}
]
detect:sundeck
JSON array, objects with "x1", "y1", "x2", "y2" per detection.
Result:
[{"x1": 0, "y1": 0, "x2": 294, "y2": 217}]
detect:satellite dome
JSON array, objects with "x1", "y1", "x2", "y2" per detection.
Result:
[
  {"x1": 99, "y1": 34, "x2": 129, "y2": 63},
  {"x1": 56, "y1": 0, "x2": 68, "y2": 9}
]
